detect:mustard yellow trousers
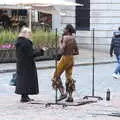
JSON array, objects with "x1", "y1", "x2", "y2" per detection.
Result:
[{"x1": 53, "y1": 55, "x2": 74, "y2": 83}]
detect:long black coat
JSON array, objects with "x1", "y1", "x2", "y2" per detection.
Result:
[{"x1": 15, "y1": 37, "x2": 43, "y2": 95}]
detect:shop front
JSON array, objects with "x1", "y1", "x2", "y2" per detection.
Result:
[{"x1": 0, "y1": 8, "x2": 52, "y2": 31}]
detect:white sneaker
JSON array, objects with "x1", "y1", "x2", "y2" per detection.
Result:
[
  {"x1": 117, "y1": 73, "x2": 120, "y2": 79},
  {"x1": 112, "y1": 73, "x2": 119, "y2": 79}
]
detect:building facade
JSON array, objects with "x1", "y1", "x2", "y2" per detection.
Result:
[
  {"x1": 52, "y1": 0, "x2": 120, "y2": 51},
  {"x1": 0, "y1": 0, "x2": 120, "y2": 51}
]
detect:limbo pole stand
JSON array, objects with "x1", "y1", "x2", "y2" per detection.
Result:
[{"x1": 83, "y1": 28, "x2": 103, "y2": 100}]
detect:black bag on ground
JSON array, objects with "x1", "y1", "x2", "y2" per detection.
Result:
[{"x1": 9, "y1": 73, "x2": 16, "y2": 86}]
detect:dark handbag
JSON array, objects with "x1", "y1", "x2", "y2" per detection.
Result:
[
  {"x1": 56, "y1": 48, "x2": 63, "y2": 60},
  {"x1": 53, "y1": 48, "x2": 62, "y2": 60},
  {"x1": 56, "y1": 53, "x2": 62, "y2": 60}
]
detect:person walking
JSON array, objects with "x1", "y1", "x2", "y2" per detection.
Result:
[
  {"x1": 15, "y1": 27, "x2": 44, "y2": 102},
  {"x1": 52, "y1": 24, "x2": 79, "y2": 102},
  {"x1": 110, "y1": 27, "x2": 120, "y2": 79}
]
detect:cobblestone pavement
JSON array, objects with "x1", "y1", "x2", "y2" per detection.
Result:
[{"x1": 0, "y1": 63, "x2": 120, "y2": 120}]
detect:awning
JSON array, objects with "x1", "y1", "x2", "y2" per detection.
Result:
[
  {"x1": 1, "y1": 0, "x2": 83, "y2": 6},
  {"x1": 0, "y1": 0, "x2": 83, "y2": 29}
]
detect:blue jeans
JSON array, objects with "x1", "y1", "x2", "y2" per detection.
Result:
[{"x1": 114, "y1": 55, "x2": 120, "y2": 74}]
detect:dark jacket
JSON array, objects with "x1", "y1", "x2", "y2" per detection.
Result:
[
  {"x1": 15, "y1": 37, "x2": 43, "y2": 95},
  {"x1": 110, "y1": 32, "x2": 120, "y2": 56}
]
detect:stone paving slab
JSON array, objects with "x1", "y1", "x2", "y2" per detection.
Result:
[
  {"x1": 0, "y1": 95, "x2": 120, "y2": 120},
  {"x1": 0, "y1": 62, "x2": 120, "y2": 120}
]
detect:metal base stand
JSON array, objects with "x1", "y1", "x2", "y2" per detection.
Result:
[
  {"x1": 83, "y1": 28, "x2": 103, "y2": 101},
  {"x1": 30, "y1": 99, "x2": 97, "y2": 107},
  {"x1": 83, "y1": 96, "x2": 103, "y2": 100},
  {"x1": 45, "y1": 102, "x2": 67, "y2": 108}
]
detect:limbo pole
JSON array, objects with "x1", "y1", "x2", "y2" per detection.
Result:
[
  {"x1": 83, "y1": 28, "x2": 103, "y2": 100},
  {"x1": 55, "y1": 28, "x2": 58, "y2": 103},
  {"x1": 92, "y1": 27, "x2": 95, "y2": 96}
]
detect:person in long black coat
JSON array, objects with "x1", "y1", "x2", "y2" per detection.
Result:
[{"x1": 15, "y1": 27, "x2": 44, "y2": 102}]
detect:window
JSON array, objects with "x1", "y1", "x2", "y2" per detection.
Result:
[
  {"x1": 76, "y1": 0, "x2": 90, "y2": 30},
  {"x1": 12, "y1": 9, "x2": 27, "y2": 16},
  {"x1": 38, "y1": 13, "x2": 52, "y2": 27}
]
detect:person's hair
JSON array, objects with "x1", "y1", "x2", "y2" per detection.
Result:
[
  {"x1": 19, "y1": 27, "x2": 31, "y2": 37},
  {"x1": 65, "y1": 24, "x2": 76, "y2": 34}
]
